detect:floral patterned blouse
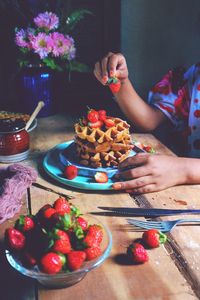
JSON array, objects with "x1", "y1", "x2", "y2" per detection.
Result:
[{"x1": 148, "y1": 63, "x2": 200, "y2": 158}]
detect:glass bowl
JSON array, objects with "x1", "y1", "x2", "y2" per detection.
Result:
[{"x1": 5, "y1": 214, "x2": 112, "y2": 289}]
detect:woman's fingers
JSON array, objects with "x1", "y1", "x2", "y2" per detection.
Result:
[
  {"x1": 112, "y1": 175, "x2": 154, "y2": 191},
  {"x1": 118, "y1": 164, "x2": 152, "y2": 180},
  {"x1": 118, "y1": 153, "x2": 150, "y2": 170},
  {"x1": 124, "y1": 184, "x2": 157, "y2": 194}
]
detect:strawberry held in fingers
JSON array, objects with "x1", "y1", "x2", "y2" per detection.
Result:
[
  {"x1": 142, "y1": 229, "x2": 167, "y2": 248},
  {"x1": 107, "y1": 77, "x2": 121, "y2": 94},
  {"x1": 127, "y1": 242, "x2": 149, "y2": 264},
  {"x1": 5, "y1": 228, "x2": 25, "y2": 251}
]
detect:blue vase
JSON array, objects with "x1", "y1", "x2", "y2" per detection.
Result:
[{"x1": 16, "y1": 66, "x2": 55, "y2": 117}]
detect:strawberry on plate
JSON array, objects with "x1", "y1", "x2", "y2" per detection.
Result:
[
  {"x1": 94, "y1": 172, "x2": 108, "y2": 183},
  {"x1": 64, "y1": 165, "x2": 78, "y2": 180},
  {"x1": 87, "y1": 109, "x2": 99, "y2": 123}
]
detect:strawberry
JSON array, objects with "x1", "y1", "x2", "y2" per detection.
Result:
[
  {"x1": 77, "y1": 216, "x2": 88, "y2": 231},
  {"x1": 142, "y1": 229, "x2": 167, "y2": 248},
  {"x1": 64, "y1": 165, "x2": 78, "y2": 180},
  {"x1": 67, "y1": 250, "x2": 86, "y2": 271},
  {"x1": 15, "y1": 215, "x2": 35, "y2": 232},
  {"x1": 40, "y1": 252, "x2": 63, "y2": 274},
  {"x1": 43, "y1": 207, "x2": 57, "y2": 219},
  {"x1": 22, "y1": 252, "x2": 37, "y2": 267},
  {"x1": 84, "y1": 224, "x2": 103, "y2": 247},
  {"x1": 108, "y1": 77, "x2": 121, "y2": 94},
  {"x1": 51, "y1": 212, "x2": 72, "y2": 231},
  {"x1": 52, "y1": 229, "x2": 71, "y2": 254},
  {"x1": 127, "y1": 242, "x2": 148, "y2": 264},
  {"x1": 104, "y1": 118, "x2": 115, "y2": 127},
  {"x1": 88, "y1": 120, "x2": 103, "y2": 128},
  {"x1": 94, "y1": 172, "x2": 108, "y2": 183},
  {"x1": 53, "y1": 197, "x2": 71, "y2": 215},
  {"x1": 98, "y1": 110, "x2": 107, "y2": 121},
  {"x1": 87, "y1": 109, "x2": 99, "y2": 123},
  {"x1": 5, "y1": 228, "x2": 25, "y2": 251},
  {"x1": 84, "y1": 245, "x2": 102, "y2": 261},
  {"x1": 142, "y1": 145, "x2": 155, "y2": 153}
]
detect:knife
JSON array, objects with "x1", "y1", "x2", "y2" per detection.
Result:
[{"x1": 97, "y1": 206, "x2": 200, "y2": 217}]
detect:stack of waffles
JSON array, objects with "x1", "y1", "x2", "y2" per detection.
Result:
[{"x1": 74, "y1": 117, "x2": 133, "y2": 168}]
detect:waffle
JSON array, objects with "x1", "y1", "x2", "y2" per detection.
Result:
[{"x1": 74, "y1": 117, "x2": 132, "y2": 168}]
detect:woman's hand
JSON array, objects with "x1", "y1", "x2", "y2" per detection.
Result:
[
  {"x1": 112, "y1": 153, "x2": 187, "y2": 194},
  {"x1": 94, "y1": 52, "x2": 129, "y2": 85}
]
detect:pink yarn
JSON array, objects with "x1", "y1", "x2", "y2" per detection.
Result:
[{"x1": 0, "y1": 164, "x2": 37, "y2": 224}]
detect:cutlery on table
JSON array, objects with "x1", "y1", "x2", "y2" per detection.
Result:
[
  {"x1": 127, "y1": 218, "x2": 200, "y2": 232},
  {"x1": 97, "y1": 206, "x2": 200, "y2": 217}
]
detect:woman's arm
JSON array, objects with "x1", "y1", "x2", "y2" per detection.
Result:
[
  {"x1": 94, "y1": 52, "x2": 166, "y2": 131},
  {"x1": 112, "y1": 154, "x2": 200, "y2": 194}
]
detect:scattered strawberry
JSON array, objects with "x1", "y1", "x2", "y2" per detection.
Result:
[
  {"x1": 98, "y1": 110, "x2": 107, "y2": 121},
  {"x1": 67, "y1": 250, "x2": 86, "y2": 271},
  {"x1": 142, "y1": 145, "x2": 155, "y2": 153},
  {"x1": 64, "y1": 165, "x2": 78, "y2": 180},
  {"x1": 87, "y1": 109, "x2": 99, "y2": 123},
  {"x1": 53, "y1": 197, "x2": 71, "y2": 215},
  {"x1": 5, "y1": 228, "x2": 25, "y2": 251},
  {"x1": 84, "y1": 245, "x2": 102, "y2": 261},
  {"x1": 127, "y1": 242, "x2": 149, "y2": 264},
  {"x1": 15, "y1": 215, "x2": 35, "y2": 232},
  {"x1": 104, "y1": 118, "x2": 115, "y2": 128},
  {"x1": 77, "y1": 216, "x2": 88, "y2": 231},
  {"x1": 142, "y1": 229, "x2": 167, "y2": 248},
  {"x1": 88, "y1": 120, "x2": 103, "y2": 128},
  {"x1": 107, "y1": 77, "x2": 121, "y2": 94},
  {"x1": 40, "y1": 252, "x2": 63, "y2": 274},
  {"x1": 94, "y1": 172, "x2": 108, "y2": 183}
]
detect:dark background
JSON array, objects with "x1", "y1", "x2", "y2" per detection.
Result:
[
  {"x1": 1, "y1": 0, "x2": 200, "y2": 135},
  {"x1": 0, "y1": 0, "x2": 121, "y2": 117}
]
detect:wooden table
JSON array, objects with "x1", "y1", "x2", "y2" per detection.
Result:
[{"x1": 1, "y1": 114, "x2": 200, "y2": 300}]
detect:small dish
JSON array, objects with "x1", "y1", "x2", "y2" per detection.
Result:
[{"x1": 5, "y1": 214, "x2": 112, "y2": 288}]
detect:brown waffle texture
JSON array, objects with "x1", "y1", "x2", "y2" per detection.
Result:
[{"x1": 74, "y1": 117, "x2": 132, "y2": 168}]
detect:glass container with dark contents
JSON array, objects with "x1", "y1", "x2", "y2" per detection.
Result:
[{"x1": 0, "y1": 118, "x2": 29, "y2": 162}]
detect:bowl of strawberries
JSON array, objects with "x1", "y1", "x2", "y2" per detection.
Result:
[{"x1": 4, "y1": 197, "x2": 112, "y2": 288}]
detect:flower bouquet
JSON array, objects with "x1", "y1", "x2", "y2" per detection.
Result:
[{"x1": 15, "y1": 10, "x2": 91, "y2": 74}]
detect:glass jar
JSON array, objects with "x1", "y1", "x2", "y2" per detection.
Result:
[{"x1": 0, "y1": 118, "x2": 30, "y2": 163}]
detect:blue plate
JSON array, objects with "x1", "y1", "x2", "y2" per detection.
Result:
[{"x1": 43, "y1": 141, "x2": 138, "y2": 191}]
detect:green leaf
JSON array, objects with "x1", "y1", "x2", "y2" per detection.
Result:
[
  {"x1": 65, "y1": 9, "x2": 93, "y2": 31},
  {"x1": 42, "y1": 58, "x2": 63, "y2": 71}
]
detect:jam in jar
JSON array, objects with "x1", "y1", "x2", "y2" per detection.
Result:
[{"x1": 0, "y1": 118, "x2": 30, "y2": 162}]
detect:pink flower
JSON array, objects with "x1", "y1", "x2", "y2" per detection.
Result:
[
  {"x1": 15, "y1": 29, "x2": 30, "y2": 48},
  {"x1": 30, "y1": 32, "x2": 52, "y2": 59},
  {"x1": 34, "y1": 12, "x2": 59, "y2": 31},
  {"x1": 50, "y1": 32, "x2": 76, "y2": 60}
]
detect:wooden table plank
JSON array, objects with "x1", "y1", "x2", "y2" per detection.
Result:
[{"x1": 30, "y1": 186, "x2": 197, "y2": 300}]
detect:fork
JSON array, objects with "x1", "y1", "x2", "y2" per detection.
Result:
[{"x1": 127, "y1": 218, "x2": 200, "y2": 232}]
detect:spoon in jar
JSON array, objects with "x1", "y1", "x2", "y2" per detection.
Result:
[{"x1": 25, "y1": 101, "x2": 45, "y2": 131}]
